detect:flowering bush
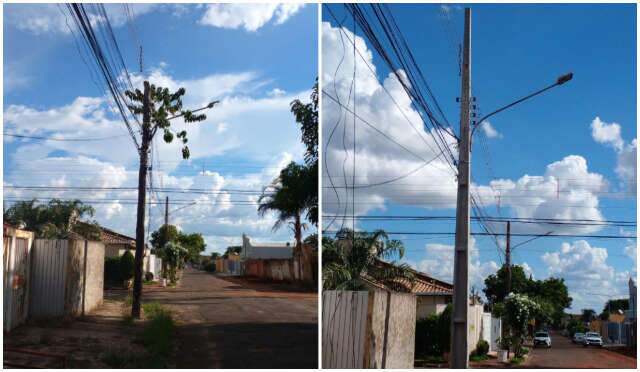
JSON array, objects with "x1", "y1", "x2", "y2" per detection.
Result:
[{"x1": 503, "y1": 293, "x2": 540, "y2": 356}]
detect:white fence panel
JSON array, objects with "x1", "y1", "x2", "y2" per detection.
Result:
[
  {"x1": 30, "y1": 240, "x2": 68, "y2": 318},
  {"x1": 3, "y1": 229, "x2": 33, "y2": 331},
  {"x1": 322, "y1": 290, "x2": 369, "y2": 369}
]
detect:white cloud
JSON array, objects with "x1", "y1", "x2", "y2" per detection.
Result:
[
  {"x1": 4, "y1": 66, "x2": 311, "y2": 253},
  {"x1": 591, "y1": 117, "x2": 624, "y2": 151},
  {"x1": 4, "y1": 66, "x2": 307, "y2": 174},
  {"x1": 3, "y1": 151, "x2": 300, "y2": 253},
  {"x1": 322, "y1": 22, "x2": 609, "y2": 236},
  {"x1": 542, "y1": 240, "x2": 629, "y2": 310},
  {"x1": 616, "y1": 139, "x2": 637, "y2": 191},
  {"x1": 216, "y1": 122, "x2": 229, "y2": 134},
  {"x1": 480, "y1": 121, "x2": 502, "y2": 139},
  {"x1": 199, "y1": 3, "x2": 305, "y2": 32},
  {"x1": 590, "y1": 117, "x2": 637, "y2": 192},
  {"x1": 4, "y1": 3, "x2": 157, "y2": 36},
  {"x1": 410, "y1": 238, "x2": 501, "y2": 292},
  {"x1": 268, "y1": 88, "x2": 287, "y2": 97}
]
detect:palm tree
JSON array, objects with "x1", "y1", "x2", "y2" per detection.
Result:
[
  {"x1": 258, "y1": 162, "x2": 312, "y2": 276},
  {"x1": 322, "y1": 228, "x2": 416, "y2": 291},
  {"x1": 4, "y1": 198, "x2": 98, "y2": 238}
]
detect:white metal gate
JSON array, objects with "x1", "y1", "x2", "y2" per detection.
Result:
[
  {"x1": 3, "y1": 235, "x2": 31, "y2": 330},
  {"x1": 322, "y1": 291, "x2": 369, "y2": 368},
  {"x1": 30, "y1": 240, "x2": 68, "y2": 318}
]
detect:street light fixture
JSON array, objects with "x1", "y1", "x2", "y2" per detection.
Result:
[{"x1": 471, "y1": 72, "x2": 574, "y2": 138}]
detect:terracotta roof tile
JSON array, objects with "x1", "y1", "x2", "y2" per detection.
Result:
[{"x1": 363, "y1": 259, "x2": 453, "y2": 295}]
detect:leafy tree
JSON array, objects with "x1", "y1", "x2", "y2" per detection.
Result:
[
  {"x1": 125, "y1": 83, "x2": 210, "y2": 161},
  {"x1": 581, "y1": 309, "x2": 596, "y2": 323},
  {"x1": 527, "y1": 277, "x2": 572, "y2": 327},
  {"x1": 322, "y1": 228, "x2": 415, "y2": 291},
  {"x1": 210, "y1": 252, "x2": 221, "y2": 260},
  {"x1": 4, "y1": 198, "x2": 100, "y2": 239},
  {"x1": 289, "y1": 79, "x2": 318, "y2": 226},
  {"x1": 483, "y1": 265, "x2": 530, "y2": 305},
  {"x1": 602, "y1": 299, "x2": 629, "y2": 314},
  {"x1": 290, "y1": 79, "x2": 318, "y2": 165},
  {"x1": 566, "y1": 317, "x2": 587, "y2": 337},
  {"x1": 223, "y1": 246, "x2": 242, "y2": 258},
  {"x1": 150, "y1": 225, "x2": 179, "y2": 253},
  {"x1": 304, "y1": 233, "x2": 318, "y2": 247},
  {"x1": 177, "y1": 232, "x2": 206, "y2": 262}
]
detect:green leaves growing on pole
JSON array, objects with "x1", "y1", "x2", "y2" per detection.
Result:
[{"x1": 125, "y1": 83, "x2": 208, "y2": 160}]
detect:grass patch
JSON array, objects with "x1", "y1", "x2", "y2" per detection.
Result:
[
  {"x1": 101, "y1": 346, "x2": 139, "y2": 368},
  {"x1": 510, "y1": 356, "x2": 524, "y2": 365},
  {"x1": 140, "y1": 302, "x2": 174, "y2": 368},
  {"x1": 414, "y1": 355, "x2": 447, "y2": 366},
  {"x1": 470, "y1": 354, "x2": 489, "y2": 362}
]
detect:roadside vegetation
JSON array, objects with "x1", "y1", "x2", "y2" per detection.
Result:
[{"x1": 104, "y1": 301, "x2": 175, "y2": 368}]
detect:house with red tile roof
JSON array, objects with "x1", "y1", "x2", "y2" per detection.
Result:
[{"x1": 362, "y1": 259, "x2": 453, "y2": 319}]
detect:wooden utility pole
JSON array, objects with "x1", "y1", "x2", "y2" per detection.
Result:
[
  {"x1": 451, "y1": 7, "x2": 471, "y2": 369},
  {"x1": 505, "y1": 220, "x2": 512, "y2": 295},
  {"x1": 165, "y1": 196, "x2": 169, "y2": 226},
  {"x1": 132, "y1": 81, "x2": 151, "y2": 318}
]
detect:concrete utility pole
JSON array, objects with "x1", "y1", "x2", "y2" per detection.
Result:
[
  {"x1": 506, "y1": 220, "x2": 511, "y2": 295},
  {"x1": 132, "y1": 81, "x2": 152, "y2": 318},
  {"x1": 451, "y1": 7, "x2": 471, "y2": 369}
]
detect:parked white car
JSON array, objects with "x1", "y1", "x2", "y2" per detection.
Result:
[
  {"x1": 573, "y1": 332, "x2": 585, "y2": 344},
  {"x1": 583, "y1": 332, "x2": 604, "y2": 347},
  {"x1": 534, "y1": 331, "x2": 552, "y2": 348}
]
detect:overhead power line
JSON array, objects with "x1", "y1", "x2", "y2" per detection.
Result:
[
  {"x1": 323, "y1": 230, "x2": 636, "y2": 240},
  {"x1": 3, "y1": 133, "x2": 130, "y2": 142}
]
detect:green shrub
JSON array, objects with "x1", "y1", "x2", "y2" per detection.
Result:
[
  {"x1": 473, "y1": 339, "x2": 490, "y2": 357},
  {"x1": 470, "y1": 354, "x2": 489, "y2": 362},
  {"x1": 415, "y1": 304, "x2": 452, "y2": 358},
  {"x1": 204, "y1": 261, "x2": 216, "y2": 272},
  {"x1": 145, "y1": 272, "x2": 154, "y2": 282},
  {"x1": 120, "y1": 250, "x2": 135, "y2": 281},
  {"x1": 104, "y1": 257, "x2": 122, "y2": 285}
]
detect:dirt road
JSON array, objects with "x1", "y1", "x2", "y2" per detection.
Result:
[
  {"x1": 525, "y1": 331, "x2": 636, "y2": 368},
  {"x1": 145, "y1": 267, "x2": 318, "y2": 368}
]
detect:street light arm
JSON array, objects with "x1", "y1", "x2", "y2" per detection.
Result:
[
  {"x1": 471, "y1": 73, "x2": 573, "y2": 138},
  {"x1": 167, "y1": 100, "x2": 220, "y2": 121}
]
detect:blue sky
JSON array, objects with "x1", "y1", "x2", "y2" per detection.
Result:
[
  {"x1": 4, "y1": 4, "x2": 318, "y2": 253},
  {"x1": 322, "y1": 3, "x2": 636, "y2": 311}
]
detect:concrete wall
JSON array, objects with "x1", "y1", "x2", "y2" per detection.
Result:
[
  {"x1": 323, "y1": 290, "x2": 416, "y2": 369},
  {"x1": 416, "y1": 295, "x2": 450, "y2": 319},
  {"x1": 468, "y1": 303, "x2": 484, "y2": 354},
  {"x1": 244, "y1": 259, "x2": 295, "y2": 281},
  {"x1": 481, "y1": 313, "x2": 502, "y2": 352},
  {"x1": 64, "y1": 240, "x2": 104, "y2": 316},
  {"x1": 383, "y1": 292, "x2": 417, "y2": 368},
  {"x1": 241, "y1": 234, "x2": 292, "y2": 259}
]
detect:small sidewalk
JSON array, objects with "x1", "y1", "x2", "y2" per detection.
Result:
[{"x1": 3, "y1": 291, "x2": 144, "y2": 368}]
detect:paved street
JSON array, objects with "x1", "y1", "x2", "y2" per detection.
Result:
[
  {"x1": 525, "y1": 331, "x2": 636, "y2": 368},
  {"x1": 145, "y1": 267, "x2": 318, "y2": 368}
]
